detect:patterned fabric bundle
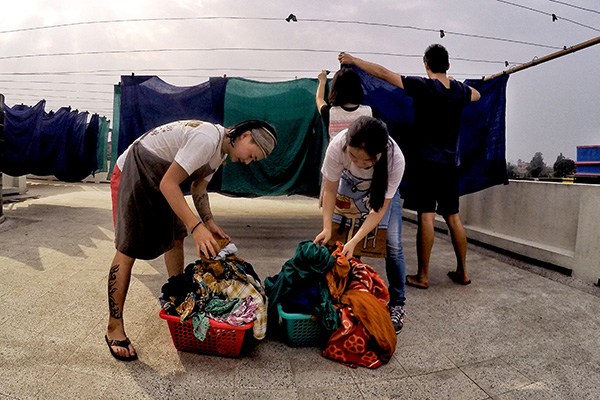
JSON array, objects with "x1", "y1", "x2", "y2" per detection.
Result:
[
  {"x1": 162, "y1": 255, "x2": 267, "y2": 340},
  {"x1": 323, "y1": 245, "x2": 397, "y2": 368}
]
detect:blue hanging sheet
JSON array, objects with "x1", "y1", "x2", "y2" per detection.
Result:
[
  {"x1": 55, "y1": 112, "x2": 99, "y2": 182},
  {"x1": 459, "y1": 75, "x2": 509, "y2": 195},
  {"x1": 354, "y1": 67, "x2": 509, "y2": 196},
  {"x1": 2, "y1": 101, "x2": 100, "y2": 180},
  {"x1": 117, "y1": 75, "x2": 227, "y2": 156},
  {"x1": 1, "y1": 100, "x2": 45, "y2": 176}
]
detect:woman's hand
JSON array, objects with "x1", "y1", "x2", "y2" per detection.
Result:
[
  {"x1": 318, "y1": 70, "x2": 328, "y2": 82},
  {"x1": 314, "y1": 228, "x2": 331, "y2": 246},
  {"x1": 342, "y1": 239, "x2": 357, "y2": 259},
  {"x1": 338, "y1": 52, "x2": 355, "y2": 65},
  {"x1": 205, "y1": 219, "x2": 230, "y2": 241},
  {"x1": 192, "y1": 223, "x2": 220, "y2": 258}
]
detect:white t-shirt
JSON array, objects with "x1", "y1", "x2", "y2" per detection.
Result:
[
  {"x1": 116, "y1": 120, "x2": 226, "y2": 180},
  {"x1": 321, "y1": 128, "x2": 405, "y2": 199},
  {"x1": 328, "y1": 105, "x2": 372, "y2": 140}
]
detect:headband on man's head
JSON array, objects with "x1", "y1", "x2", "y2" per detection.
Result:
[{"x1": 229, "y1": 120, "x2": 278, "y2": 157}]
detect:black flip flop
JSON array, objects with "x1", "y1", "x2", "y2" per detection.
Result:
[
  {"x1": 447, "y1": 271, "x2": 471, "y2": 285},
  {"x1": 105, "y1": 335, "x2": 138, "y2": 361}
]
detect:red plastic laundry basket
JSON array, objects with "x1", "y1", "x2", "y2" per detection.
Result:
[{"x1": 159, "y1": 309, "x2": 253, "y2": 357}]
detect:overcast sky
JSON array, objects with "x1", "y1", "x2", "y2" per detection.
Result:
[{"x1": 1, "y1": 0, "x2": 599, "y2": 164}]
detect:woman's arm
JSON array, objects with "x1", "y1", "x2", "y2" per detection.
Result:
[
  {"x1": 159, "y1": 162, "x2": 220, "y2": 257},
  {"x1": 344, "y1": 198, "x2": 391, "y2": 258},
  {"x1": 470, "y1": 86, "x2": 481, "y2": 102},
  {"x1": 314, "y1": 177, "x2": 338, "y2": 245},
  {"x1": 315, "y1": 70, "x2": 328, "y2": 113},
  {"x1": 191, "y1": 178, "x2": 230, "y2": 241},
  {"x1": 338, "y1": 52, "x2": 404, "y2": 89},
  {"x1": 160, "y1": 162, "x2": 199, "y2": 230}
]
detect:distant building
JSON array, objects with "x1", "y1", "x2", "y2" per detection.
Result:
[{"x1": 575, "y1": 145, "x2": 600, "y2": 180}]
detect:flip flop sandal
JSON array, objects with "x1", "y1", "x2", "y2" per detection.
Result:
[{"x1": 105, "y1": 335, "x2": 138, "y2": 361}]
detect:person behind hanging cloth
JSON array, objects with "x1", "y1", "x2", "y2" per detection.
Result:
[
  {"x1": 314, "y1": 116, "x2": 408, "y2": 334},
  {"x1": 104, "y1": 119, "x2": 277, "y2": 361},
  {"x1": 339, "y1": 44, "x2": 481, "y2": 290},
  {"x1": 315, "y1": 66, "x2": 373, "y2": 141}
]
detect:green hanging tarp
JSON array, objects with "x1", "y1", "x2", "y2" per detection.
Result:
[
  {"x1": 96, "y1": 116, "x2": 110, "y2": 173},
  {"x1": 108, "y1": 83, "x2": 121, "y2": 177},
  {"x1": 221, "y1": 78, "x2": 327, "y2": 197}
]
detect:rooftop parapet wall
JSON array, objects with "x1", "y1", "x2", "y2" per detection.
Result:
[{"x1": 403, "y1": 180, "x2": 600, "y2": 284}]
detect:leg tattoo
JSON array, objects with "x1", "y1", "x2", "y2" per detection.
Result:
[{"x1": 108, "y1": 264, "x2": 122, "y2": 319}]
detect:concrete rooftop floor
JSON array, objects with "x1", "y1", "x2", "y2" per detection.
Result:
[{"x1": 1, "y1": 180, "x2": 600, "y2": 400}]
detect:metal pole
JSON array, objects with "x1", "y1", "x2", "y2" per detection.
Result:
[
  {"x1": 484, "y1": 36, "x2": 600, "y2": 81},
  {"x1": 0, "y1": 93, "x2": 5, "y2": 223}
]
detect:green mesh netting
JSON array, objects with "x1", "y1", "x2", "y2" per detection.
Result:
[
  {"x1": 221, "y1": 78, "x2": 327, "y2": 197},
  {"x1": 96, "y1": 116, "x2": 110, "y2": 172},
  {"x1": 108, "y1": 83, "x2": 121, "y2": 178}
]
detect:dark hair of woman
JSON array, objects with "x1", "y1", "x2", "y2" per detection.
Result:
[
  {"x1": 328, "y1": 67, "x2": 365, "y2": 106},
  {"x1": 345, "y1": 116, "x2": 391, "y2": 211},
  {"x1": 226, "y1": 119, "x2": 277, "y2": 145}
]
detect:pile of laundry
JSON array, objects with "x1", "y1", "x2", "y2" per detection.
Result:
[
  {"x1": 160, "y1": 244, "x2": 267, "y2": 342},
  {"x1": 265, "y1": 240, "x2": 397, "y2": 369}
]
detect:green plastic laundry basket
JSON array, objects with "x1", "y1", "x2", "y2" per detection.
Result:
[{"x1": 277, "y1": 303, "x2": 327, "y2": 347}]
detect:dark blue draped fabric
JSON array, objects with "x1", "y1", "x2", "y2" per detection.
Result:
[
  {"x1": 55, "y1": 112, "x2": 99, "y2": 182},
  {"x1": 1, "y1": 100, "x2": 100, "y2": 181},
  {"x1": 35, "y1": 107, "x2": 74, "y2": 177},
  {"x1": 1, "y1": 100, "x2": 45, "y2": 176},
  {"x1": 354, "y1": 67, "x2": 509, "y2": 196},
  {"x1": 117, "y1": 75, "x2": 227, "y2": 156},
  {"x1": 459, "y1": 75, "x2": 509, "y2": 195}
]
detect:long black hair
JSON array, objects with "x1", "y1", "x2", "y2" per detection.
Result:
[
  {"x1": 345, "y1": 116, "x2": 391, "y2": 212},
  {"x1": 328, "y1": 67, "x2": 365, "y2": 106}
]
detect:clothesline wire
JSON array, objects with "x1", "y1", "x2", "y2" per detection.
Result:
[
  {"x1": 0, "y1": 47, "x2": 524, "y2": 65},
  {"x1": 496, "y1": 0, "x2": 600, "y2": 32},
  {"x1": 0, "y1": 68, "x2": 492, "y2": 107},
  {"x1": 3, "y1": 86, "x2": 111, "y2": 94},
  {"x1": 0, "y1": 69, "x2": 497, "y2": 78},
  {"x1": 0, "y1": 15, "x2": 566, "y2": 50},
  {"x1": 546, "y1": 0, "x2": 600, "y2": 15},
  {"x1": 5, "y1": 92, "x2": 108, "y2": 102}
]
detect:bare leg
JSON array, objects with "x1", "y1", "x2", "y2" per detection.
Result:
[
  {"x1": 406, "y1": 211, "x2": 435, "y2": 289},
  {"x1": 106, "y1": 250, "x2": 136, "y2": 358},
  {"x1": 164, "y1": 239, "x2": 185, "y2": 277},
  {"x1": 444, "y1": 213, "x2": 469, "y2": 283}
]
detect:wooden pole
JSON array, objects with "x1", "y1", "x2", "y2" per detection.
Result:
[{"x1": 484, "y1": 36, "x2": 600, "y2": 81}]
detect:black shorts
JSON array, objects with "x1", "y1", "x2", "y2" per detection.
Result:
[{"x1": 403, "y1": 162, "x2": 459, "y2": 215}]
